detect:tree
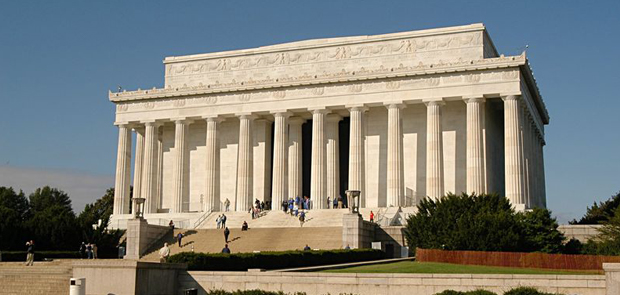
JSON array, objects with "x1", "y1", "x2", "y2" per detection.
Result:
[
  {"x1": 26, "y1": 186, "x2": 79, "y2": 250},
  {"x1": 77, "y1": 188, "x2": 124, "y2": 257},
  {"x1": 404, "y1": 193, "x2": 567, "y2": 254},
  {"x1": 570, "y1": 191, "x2": 620, "y2": 225},
  {"x1": 0, "y1": 187, "x2": 30, "y2": 250}
]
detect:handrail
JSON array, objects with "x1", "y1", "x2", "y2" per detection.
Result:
[{"x1": 193, "y1": 209, "x2": 213, "y2": 229}]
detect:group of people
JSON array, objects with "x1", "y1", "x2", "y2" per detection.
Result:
[
  {"x1": 282, "y1": 195, "x2": 312, "y2": 213},
  {"x1": 215, "y1": 214, "x2": 227, "y2": 229},
  {"x1": 79, "y1": 242, "x2": 98, "y2": 259},
  {"x1": 326, "y1": 195, "x2": 345, "y2": 209},
  {"x1": 250, "y1": 199, "x2": 270, "y2": 219}
]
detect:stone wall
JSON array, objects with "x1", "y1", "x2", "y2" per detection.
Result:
[
  {"x1": 559, "y1": 224, "x2": 602, "y2": 242},
  {"x1": 125, "y1": 218, "x2": 172, "y2": 260},
  {"x1": 342, "y1": 213, "x2": 375, "y2": 249},
  {"x1": 178, "y1": 271, "x2": 606, "y2": 295}
]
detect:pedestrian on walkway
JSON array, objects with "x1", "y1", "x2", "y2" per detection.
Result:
[
  {"x1": 221, "y1": 244, "x2": 231, "y2": 254},
  {"x1": 216, "y1": 215, "x2": 222, "y2": 229},
  {"x1": 25, "y1": 240, "x2": 34, "y2": 266},
  {"x1": 224, "y1": 198, "x2": 230, "y2": 211},
  {"x1": 299, "y1": 211, "x2": 306, "y2": 227},
  {"x1": 370, "y1": 211, "x2": 374, "y2": 223},
  {"x1": 224, "y1": 227, "x2": 230, "y2": 243},
  {"x1": 177, "y1": 232, "x2": 184, "y2": 247},
  {"x1": 86, "y1": 243, "x2": 93, "y2": 259},
  {"x1": 221, "y1": 214, "x2": 227, "y2": 228},
  {"x1": 159, "y1": 242, "x2": 170, "y2": 263}
]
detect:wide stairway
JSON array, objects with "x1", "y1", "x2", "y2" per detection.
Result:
[
  {"x1": 0, "y1": 260, "x2": 73, "y2": 295},
  {"x1": 197, "y1": 208, "x2": 350, "y2": 229},
  {"x1": 142, "y1": 226, "x2": 343, "y2": 261}
]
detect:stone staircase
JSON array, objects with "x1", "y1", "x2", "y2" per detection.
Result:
[
  {"x1": 141, "y1": 226, "x2": 343, "y2": 261},
  {"x1": 0, "y1": 260, "x2": 73, "y2": 295}
]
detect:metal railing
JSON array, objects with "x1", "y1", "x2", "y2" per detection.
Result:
[{"x1": 193, "y1": 209, "x2": 213, "y2": 229}]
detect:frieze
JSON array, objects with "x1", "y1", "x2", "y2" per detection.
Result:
[{"x1": 166, "y1": 32, "x2": 482, "y2": 76}]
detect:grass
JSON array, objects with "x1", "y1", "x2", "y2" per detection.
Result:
[{"x1": 321, "y1": 261, "x2": 602, "y2": 275}]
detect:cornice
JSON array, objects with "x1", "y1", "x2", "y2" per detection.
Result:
[{"x1": 110, "y1": 55, "x2": 526, "y2": 103}]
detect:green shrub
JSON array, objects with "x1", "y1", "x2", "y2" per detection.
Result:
[
  {"x1": 435, "y1": 290, "x2": 465, "y2": 295},
  {"x1": 503, "y1": 287, "x2": 555, "y2": 295},
  {"x1": 169, "y1": 249, "x2": 385, "y2": 271},
  {"x1": 405, "y1": 193, "x2": 566, "y2": 253},
  {"x1": 0, "y1": 251, "x2": 81, "y2": 261},
  {"x1": 465, "y1": 290, "x2": 497, "y2": 295}
]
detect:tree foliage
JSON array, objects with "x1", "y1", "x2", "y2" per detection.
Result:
[
  {"x1": 0, "y1": 187, "x2": 30, "y2": 250},
  {"x1": 404, "y1": 193, "x2": 566, "y2": 254},
  {"x1": 570, "y1": 191, "x2": 620, "y2": 225},
  {"x1": 26, "y1": 187, "x2": 79, "y2": 250}
]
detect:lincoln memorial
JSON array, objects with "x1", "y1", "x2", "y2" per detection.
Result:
[{"x1": 109, "y1": 23, "x2": 549, "y2": 228}]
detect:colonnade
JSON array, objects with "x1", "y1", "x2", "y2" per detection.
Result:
[{"x1": 112, "y1": 95, "x2": 545, "y2": 215}]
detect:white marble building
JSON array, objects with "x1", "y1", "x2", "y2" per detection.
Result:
[{"x1": 110, "y1": 23, "x2": 549, "y2": 227}]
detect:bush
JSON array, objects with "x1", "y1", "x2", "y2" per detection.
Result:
[
  {"x1": 435, "y1": 291, "x2": 497, "y2": 295},
  {"x1": 0, "y1": 251, "x2": 81, "y2": 261},
  {"x1": 405, "y1": 193, "x2": 566, "y2": 253},
  {"x1": 168, "y1": 249, "x2": 385, "y2": 271},
  {"x1": 205, "y1": 291, "x2": 305, "y2": 295},
  {"x1": 503, "y1": 287, "x2": 555, "y2": 295}
]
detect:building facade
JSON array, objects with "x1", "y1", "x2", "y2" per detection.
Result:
[{"x1": 110, "y1": 24, "x2": 549, "y2": 226}]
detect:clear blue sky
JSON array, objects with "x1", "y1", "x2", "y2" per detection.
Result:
[{"x1": 0, "y1": 1, "x2": 618, "y2": 222}]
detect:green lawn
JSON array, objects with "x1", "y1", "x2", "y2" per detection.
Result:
[{"x1": 321, "y1": 261, "x2": 601, "y2": 275}]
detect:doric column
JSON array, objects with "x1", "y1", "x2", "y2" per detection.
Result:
[
  {"x1": 466, "y1": 97, "x2": 486, "y2": 194},
  {"x1": 311, "y1": 109, "x2": 328, "y2": 209},
  {"x1": 142, "y1": 122, "x2": 159, "y2": 214},
  {"x1": 503, "y1": 95, "x2": 526, "y2": 209},
  {"x1": 132, "y1": 127, "x2": 145, "y2": 214},
  {"x1": 426, "y1": 100, "x2": 445, "y2": 200},
  {"x1": 271, "y1": 112, "x2": 291, "y2": 211},
  {"x1": 348, "y1": 106, "x2": 366, "y2": 206},
  {"x1": 204, "y1": 117, "x2": 222, "y2": 212},
  {"x1": 287, "y1": 117, "x2": 304, "y2": 207},
  {"x1": 113, "y1": 124, "x2": 132, "y2": 215},
  {"x1": 386, "y1": 103, "x2": 405, "y2": 207},
  {"x1": 539, "y1": 136, "x2": 547, "y2": 208},
  {"x1": 236, "y1": 114, "x2": 255, "y2": 212},
  {"x1": 155, "y1": 127, "x2": 163, "y2": 212},
  {"x1": 172, "y1": 119, "x2": 190, "y2": 213},
  {"x1": 326, "y1": 114, "x2": 341, "y2": 207}
]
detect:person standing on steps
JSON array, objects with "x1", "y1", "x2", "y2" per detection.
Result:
[
  {"x1": 224, "y1": 198, "x2": 230, "y2": 212},
  {"x1": 333, "y1": 196, "x2": 338, "y2": 209},
  {"x1": 224, "y1": 227, "x2": 230, "y2": 243},
  {"x1": 337, "y1": 194, "x2": 343, "y2": 209},
  {"x1": 370, "y1": 211, "x2": 374, "y2": 223},
  {"x1": 221, "y1": 214, "x2": 227, "y2": 228},
  {"x1": 25, "y1": 240, "x2": 34, "y2": 266},
  {"x1": 221, "y1": 243, "x2": 231, "y2": 254},
  {"x1": 327, "y1": 196, "x2": 331, "y2": 209},
  {"x1": 216, "y1": 215, "x2": 222, "y2": 229},
  {"x1": 177, "y1": 232, "x2": 184, "y2": 247},
  {"x1": 299, "y1": 211, "x2": 306, "y2": 227}
]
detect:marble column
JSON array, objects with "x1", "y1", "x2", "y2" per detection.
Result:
[
  {"x1": 204, "y1": 117, "x2": 221, "y2": 212},
  {"x1": 326, "y1": 114, "x2": 341, "y2": 208},
  {"x1": 466, "y1": 97, "x2": 486, "y2": 194},
  {"x1": 348, "y1": 106, "x2": 366, "y2": 206},
  {"x1": 113, "y1": 124, "x2": 132, "y2": 215},
  {"x1": 172, "y1": 119, "x2": 190, "y2": 213},
  {"x1": 386, "y1": 103, "x2": 405, "y2": 207},
  {"x1": 155, "y1": 127, "x2": 163, "y2": 212},
  {"x1": 287, "y1": 117, "x2": 304, "y2": 207},
  {"x1": 311, "y1": 109, "x2": 328, "y2": 209},
  {"x1": 132, "y1": 127, "x2": 145, "y2": 214},
  {"x1": 236, "y1": 114, "x2": 254, "y2": 212},
  {"x1": 426, "y1": 100, "x2": 444, "y2": 200},
  {"x1": 271, "y1": 112, "x2": 291, "y2": 211},
  {"x1": 142, "y1": 122, "x2": 159, "y2": 214},
  {"x1": 503, "y1": 95, "x2": 526, "y2": 208},
  {"x1": 539, "y1": 136, "x2": 547, "y2": 208}
]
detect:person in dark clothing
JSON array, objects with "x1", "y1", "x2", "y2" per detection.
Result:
[
  {"x1": 282, "y1": 200, "x2": 288, "y2": 213},
  {"x1": 177, "y1": 232, "x2": 183, "y2": 247},
  {"x1": 221, "y1": 214, "x2": 227, "y2": 228},
  {"x1": 25, "y1": 240, "x2": 35, "y2": 266},
  {"x1": 241, "y1": 221, "x2": 248, "y2": 231},
  {"x1": 303, "y1": 244, "x2": 311, "y2": 251},
  {"x1": 86, "y1": 243, "x2": 93, "y2": 259},
  {"x1": 79, "y1": 242, "x2": 86, "y2": 259},
  {"x1": 222, "y1": 244, "x2": 231, "y2": 254},
  {"x1": 224, "y1": 227, "x2": 230, "y2": 243}
]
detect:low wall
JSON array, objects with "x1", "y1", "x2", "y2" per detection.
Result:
[
  {"x1": 417, "y1": 248, "x2": 620, "y2": 271},
  {"x1": 73, "y1": 260, "x2": 186, "y2": 295},
  {"x1": 125, "y1": 218, "x2": 172, "y2": 260},
  {"x1": 179, "y1": 271, "x2": 606, "y2": 295},
  {"x1": 342, "y1": 213, "x2": 375, "y2": 249},
  {"x1": 375, "y1": 226, "x2": 407, "y2": 258},
  {"x1": 559, "y1": 224, "x2": 603, "y2": 242}
]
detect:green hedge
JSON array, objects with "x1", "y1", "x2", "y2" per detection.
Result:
[
  {"x1": 0, "y1": 251, "x2": 81, "y2": 261},
  {"x1": 168, "y1": 249, "x2": 385, "y2": 271},
  {"x1": 204, "y1": 291, "x2": 306, "y2": 295},
  {"x1": 435, "y1": 287, "x2": 558, "y2": 295}
]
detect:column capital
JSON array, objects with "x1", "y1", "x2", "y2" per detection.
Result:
[
  {"x1": 142, "y1": 121, "x2": 162, "y2": 127},
  {"x1": 289, "y1": 116, "x2": 306, "y2": 125},
  {"x1": 309, "y1": 108, "x2": 330, "y2": 115},
  {"x1": 172, "y1": 118, "x2": 194, "y2": 125},
  {"x1": 326, "y1": 113, "x2": 343, "y2": 122},
  {"x1": 203, "y1": 116, "x2": 224, "y2": 123},
  {"x1": 271, "y1": 111, "x2": 293, "y2": 118},
  {"x1": 346, "y1": 105, "x2": 369, "y2": 112},
  {"x1": 114, "y1": 122, "x2": 130, "y2": 128},
  {"x1": 423, "y1": 99, "x2": 445, "y2": 107},
  {"x1": 384, "y1": 103, "x2": 406, "y2": 110},
  {"x1": 236, "y1": 113, "x2": 258, "y2": 120},
  {"x1": 501, "y1": 94, "x2": 521, "y2": 101},
  {"x1": 463, "y1": 96, "x2": 486, "y2": 104}
]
